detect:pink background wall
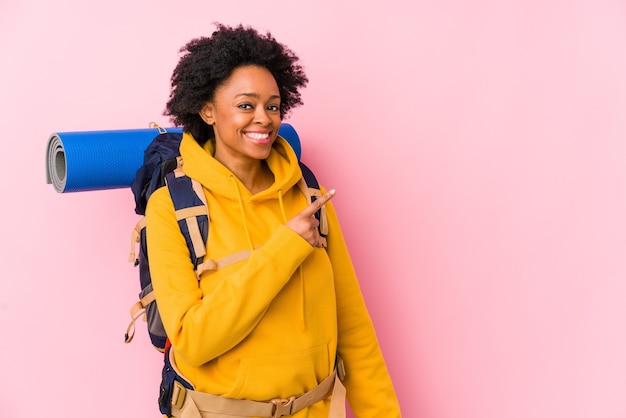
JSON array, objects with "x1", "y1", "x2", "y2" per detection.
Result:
[{"x1": 2, "y1": 0, "x2": 626, "y2": 417}]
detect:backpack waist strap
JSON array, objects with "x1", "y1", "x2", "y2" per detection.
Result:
[{"x1": 171, "y1": 361, "x2": 346, "y2": 418}]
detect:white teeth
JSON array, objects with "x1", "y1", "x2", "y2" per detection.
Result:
[{"x1": 246, "y1": 132, "x2": 269, "y2": 140}]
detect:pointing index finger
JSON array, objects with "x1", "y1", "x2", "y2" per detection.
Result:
[{"x1": 304, "y1": 189, "x2": 336, "y2": 216}]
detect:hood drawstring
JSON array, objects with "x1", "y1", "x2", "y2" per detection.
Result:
[
  {"x1": 277, "y1": 188, "x2": 287, "y2": 223},
  {"x1": 278, "y1": 189, "x2": 306, "y2": 331},
  {"x1": 229, "y1": 175, "x2": 255, "y2": 252}
]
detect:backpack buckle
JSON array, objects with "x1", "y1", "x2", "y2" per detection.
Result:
[
  {"x1": 271, "y1": 396, "x2": 295, "y2": 417},
  {"x1": 171, "y1": 380, "x2": 187, "y2": 410}
]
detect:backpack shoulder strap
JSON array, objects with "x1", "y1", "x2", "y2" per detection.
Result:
[
  {"x1": 298, "y1": 161, "x2": 328, "y2": 238},
  {"x1": 299, "y1": 161, "x2": 319, "y2": 190},
  {"x1": 165, "y1": 167, "x2": 209, "y2": 266},
  {"x1": 124, "y1": 168, "x2": 209, "y2": 347}
]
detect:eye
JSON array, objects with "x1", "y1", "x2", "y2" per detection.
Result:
[
  {"x1": 267, "y1": 104, "x2": 280, "y2": 112},
  {"x1": 237, "y1": 103, "x2": 253, "y2": 110}
]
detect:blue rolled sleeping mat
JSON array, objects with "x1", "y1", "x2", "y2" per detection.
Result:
[{"x1": 46, "y1": 123, "x2": 302, "y2": 193}]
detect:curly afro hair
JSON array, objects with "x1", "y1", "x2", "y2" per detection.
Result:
[{"x1": 164, "y1": 23, "x2": 308, "y2": 145}]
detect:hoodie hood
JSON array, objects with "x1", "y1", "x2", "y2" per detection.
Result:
[{"x1": 179, "y1": 132, "x2": 303, "y2": 202}]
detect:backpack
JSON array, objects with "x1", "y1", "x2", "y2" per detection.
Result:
[{"x1": 124, "y1": 124, "x2": 327, "y2": 352}]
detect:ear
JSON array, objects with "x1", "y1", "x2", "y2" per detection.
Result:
[{"x1": 199, "y1": 102, "x2": 215, "y2": 125}]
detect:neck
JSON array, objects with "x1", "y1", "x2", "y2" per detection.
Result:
[{"x1": 226, "y1": 159, "x2": 274, "y2": 194}]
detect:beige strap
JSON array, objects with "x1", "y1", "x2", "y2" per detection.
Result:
[
  {"x1": 195, "y1": 249, "x2": 255, "y2": 278},
  {"x1": 281, "y1": 369, "x2": 338, "y2": 417},
  {"x1": 185, "y1": 217, "x2": 206, "y2": 259},
  {"x1": 318, "y1": 204, "x2": 328, "y2": 236},
  {"x1": 327, "y1": 359, "x2": 347, "y2": 418},
  {"x1": 175, "y1": 206, "x2": 208, "y2": 220},
  {"x1": 327, "y1": 375, "x2": 346, "y2": 418},
  {"x1": 172, "y1": 368, "x2": 341, "y2": 418},
  {"x1": 139, "y1": 290, "x2": 156, "y2": 308},
  {"x1": 128, "y1": 217, "x2": 146, "y2": 263},
  {"x1": 306, "y1": 187, "x2": 329, "y2": 237},
  {"x1": 175, "y1": 383, "x2": 270, "y2": 418},
  {"x1": 124, "y1": 304, "x2": 145, "y2": 344},
  {"x1": 124, "y1": 291, "x2": 157, "y2": 344}
]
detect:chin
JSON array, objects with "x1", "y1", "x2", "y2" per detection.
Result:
[{"x1": 250, "y1": 146, "x2": 273, "y2": 160}]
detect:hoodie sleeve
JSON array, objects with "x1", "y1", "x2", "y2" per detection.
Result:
[
  {"x1": 322, "y1": 190, "x2": 402, "y2": 417},
  {"x1": 145, "y1": 187, "x2": 315, "y2": 367}
]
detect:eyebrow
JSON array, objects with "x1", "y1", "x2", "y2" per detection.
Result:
[{"x1": 235, "y1": 93, "x2": 281, "y2": 100}]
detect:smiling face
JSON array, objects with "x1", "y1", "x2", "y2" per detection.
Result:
[{"x1": 200, "y1": 65, "x2": 282, "y2": 170}]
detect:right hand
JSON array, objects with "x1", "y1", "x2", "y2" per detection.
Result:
[{"x1": 285, "y1": 189, "x2": 335, "y2": 247}]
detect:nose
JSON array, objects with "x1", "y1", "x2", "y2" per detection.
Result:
[{"x1": 254, "y1": 107, "x2": 271, "y2": 125}]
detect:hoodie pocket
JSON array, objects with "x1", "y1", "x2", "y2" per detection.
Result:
[{"x1": 225, "y1": 343, "x2": 330, "y2": 400}]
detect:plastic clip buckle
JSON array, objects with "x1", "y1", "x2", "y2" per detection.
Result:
[
  {"x1": 171, "y1": 380, "x2": 187, "y2": 410},
  {"x1": 271, "y1": 396, "x2": 296, "y2": 418}
]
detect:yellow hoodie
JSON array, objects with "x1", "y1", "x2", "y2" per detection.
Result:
[{"x1": 146, "y1": 133, "x2": 401, "y2": 417}]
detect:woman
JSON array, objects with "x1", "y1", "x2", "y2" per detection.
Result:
[{"x1": 146, "y1": 23, "x2": 401, "y2": 417}]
